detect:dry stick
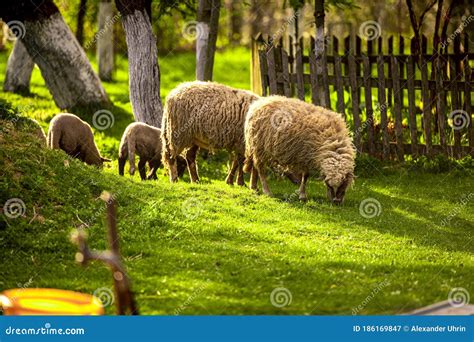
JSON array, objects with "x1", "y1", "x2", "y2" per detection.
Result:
[{"x1": 72, "y1": 192, "x2": 138, "y2": 315}]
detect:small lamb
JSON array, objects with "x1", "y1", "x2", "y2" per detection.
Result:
[
  {"x1": 118, "y1": 122, "x2": 186, "y2": 180},
  {"x1": 47, "y1": 113, "x2": 110, "y2": 166}
]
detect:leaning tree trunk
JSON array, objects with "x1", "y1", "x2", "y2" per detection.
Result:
[
  {"x1": 2, "y1": 0, "x2": 109, "y2": 113},
  {"x1": 196, "y1": 0, "x2": 221, "y2": 81},
  {"x1": 98, "y1": 0, "x2": 115, "y2": 81},
  {"x1": 4, "y1": 40, "x2": 34, "y2": 94},
  {"x1": 115, "y1": 0, "x2": 162, "y2": 127}
]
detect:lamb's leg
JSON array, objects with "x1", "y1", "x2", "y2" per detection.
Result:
[
  {"x1": 147, "y1": 159, "x2": 160, "y2": 180},
  {"x1": 298, "y1": 173, "x2": 309, "y2": 201},
  {"x1": 236, "y1": 155, "x2": 246, "y2": 186},
  {"x1": 185, "y1": 144, "x2": 200, "y2": 183},
  {"x1": 118, "y1": 143, "x2": 127, "y2": 176},
  {"x1": 128, "y1": 141, "x2": 136, "y2": 176},
  {"x1": 225, "y1": 157, "x2": 239, "y2": 185},
  {"x1": 138, "y1": 158, "x2": 147, "y2": 180},
  {"x1": 255, "y1": 163, "x2": 272, "y2": 196}
]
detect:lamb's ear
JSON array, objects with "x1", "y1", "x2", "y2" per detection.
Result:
[{"x1": 101, "y1": 157, "x2": 112, "y2": 162}]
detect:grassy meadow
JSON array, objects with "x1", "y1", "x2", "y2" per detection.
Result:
[{"x1": 0, "y1": 48, "x2": 473, "y2": 315}]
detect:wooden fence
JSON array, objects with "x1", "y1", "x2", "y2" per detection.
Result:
[{"x1": 252, "y1": 33, "x2": 474, "y2": 160}]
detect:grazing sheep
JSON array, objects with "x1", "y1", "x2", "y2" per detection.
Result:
[
  {"x1": 47, "y1": 113, "x2": 110, "y2": 166},
  {"x1": 161, "y1": 81, "x2": 259, "y2": 185},
  {"x1": 118, "y1": 122, "x2": 186, "y2": 180},
  {"x1": 244, "y1": 96, "x2": 355, "y2": 204}
]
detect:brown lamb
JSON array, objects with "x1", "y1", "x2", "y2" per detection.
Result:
[
  {"x1": 47, "y1": 113, "x2": 110, "y2": 166},
  {"x1": 244, "y1": 96, "x2": 356, "y2": 204},
  {"x1": 118, "y1": 122, "x2": 186, "y2": 180}
]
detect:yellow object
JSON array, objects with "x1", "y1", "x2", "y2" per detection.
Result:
[{"x1": 0, "y1": 288, "x2": 104, "y2": 315}]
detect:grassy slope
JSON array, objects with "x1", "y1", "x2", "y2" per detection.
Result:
[{"x1": 0, "y1": 48, "x2": 473, "y2": 315}]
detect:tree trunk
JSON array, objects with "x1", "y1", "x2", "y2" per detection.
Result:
[
  {"x1": 76, "y1": 0, "x2": 88, "y2": 46},
  {"x1": 2, "y1": 0, "x2": 109, "y2": 112},
  {"x1": 226, "y1": 0, "x2": 242, "y2": 45},
  {"x1": 115, "y1": 0, "x2": 162, "y2": 128},
  {"x1": 98, "y1": 0, "x2": 115, "y2": 81},
  {"x1": 314, "y1": 0, "x2": 328, "y2": 107},
  {"x1": 4, "y1": 40, "x2": 34, "y2": 94},
  {"x1": 196, "y1": 0, "x2": 220, "y2": 81}
]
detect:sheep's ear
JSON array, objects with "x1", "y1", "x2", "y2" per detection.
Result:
[{"x1": 101, "y1": 157, "x2": 112, "y2": 162}]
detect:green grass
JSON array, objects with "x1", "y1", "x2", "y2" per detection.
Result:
[{"x1": 0, "y1": 48, "x2": 473, "y2": 315}]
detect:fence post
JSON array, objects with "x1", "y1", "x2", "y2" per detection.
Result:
[
  {"x1": 420, "y1": 55, "x2": 432, "y2": 157},
  {"x1": 251, "y1": 34, "x2": 263, "y2": 95}
]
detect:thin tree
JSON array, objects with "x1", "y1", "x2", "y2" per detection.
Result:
[
  {"x1": 3, "y1": 40, "x2": 34, "y2": 94},
  {"x1": 76, "y1": 0, "x2": 88, "y2": 46},
  {"x1": 2, "y1": 0, "x2": 109, "y2": 112},
  {"x1": 115, "y1": 0, "x2": 162, "y2": 127},
  {"x1": 98, "y1": 0, "x2": 115, "y2": 81},
  {"x1": 196, "y1": 0, "x2": 221, "y2": 81},
  {"x1": 314, "y1": 0, "x2": 329, "y2": 107}
]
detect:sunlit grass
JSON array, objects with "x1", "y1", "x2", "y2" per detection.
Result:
[{"x1": 0, "y1": 47, "x2": 473, "y2": 315}]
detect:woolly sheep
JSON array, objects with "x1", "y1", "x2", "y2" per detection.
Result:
[
  {"x1": 47, "y1": 113, "x2": 110, "y2": 166},
  {"x1": 161, "y1": 81, "x2": 259, "y2": 185},
  {"x1": 244, "y1": 96, "x2": 355, "y2": 204},
  {"x1": 118, "y1": 122, "x2": 186, "y2": 180}
]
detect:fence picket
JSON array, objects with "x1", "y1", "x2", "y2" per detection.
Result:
[
  {"x1": 420, "y1": 56, "x2": 432, "y2": 156},
  {"x1": 435, "y1": 57, "x2": 448, "y2": 155},
  {"x1": 465, "y1": 60, "x2": 473, "y2": 156},
  {"x1": 391, "y1": 56, "x2": 405, "y2": 161},
  {"x1": 349, "y1": 54, "x2": 362, "y2": 151},
  {"x1": 407, "y1": 55, "x2": 418, "y2": 157},
  {"x1": 363, "y1": 55, "x2": 375, "y2": 155},
  {"x1": 450, "y1": 56, "x2": 462, "y2": 158},
  {"x1": 281, "y1": 49, "x2": 291, "y2": 97},
  {"x1": 266, "y1": 47, "x2": 278, "y2": 95},
  {"x1": 309, "y1": 37, "x2": 320, "y2": 105},
  {"x1": 377, "y1": 55, "x2": 390, "y2": 160},
  {"x1": 295, "y1": 38, "x2": 305, "y2": 100}
]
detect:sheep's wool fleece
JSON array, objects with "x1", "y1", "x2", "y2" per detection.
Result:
[
  {"x1": 162, "y1": 81, "x2": 259, "y2": 155},
  {"x1": 245, "y1": 96, "x2": 355, "y2": 186}
]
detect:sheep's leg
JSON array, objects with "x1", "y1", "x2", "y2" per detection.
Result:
[
  {"x1": 185, "y1": 144, "x2": 200, "y2": 183},
  {"x1": 298, "y1": 173, "x2": 309, "y2": 201},
  {"x1": 250, "y1": 166, "x2": 259, "y2": 191},
  {"x1": 138, "y1": 158, "x2": 147, "y2": 180},
  {"x1": 225, "y1": 157, "x2": 239, "y2": 185},
  {"x1": 236, "y1": 155, "x2": 246, "y2": 186},
  {"x1": 256, "y1": 163, "x2": 272, "y2": 196}
]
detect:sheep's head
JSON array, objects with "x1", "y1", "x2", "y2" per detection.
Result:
[{"x1": 319, "y1": 154, "x2": 355, "y2": 205}]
